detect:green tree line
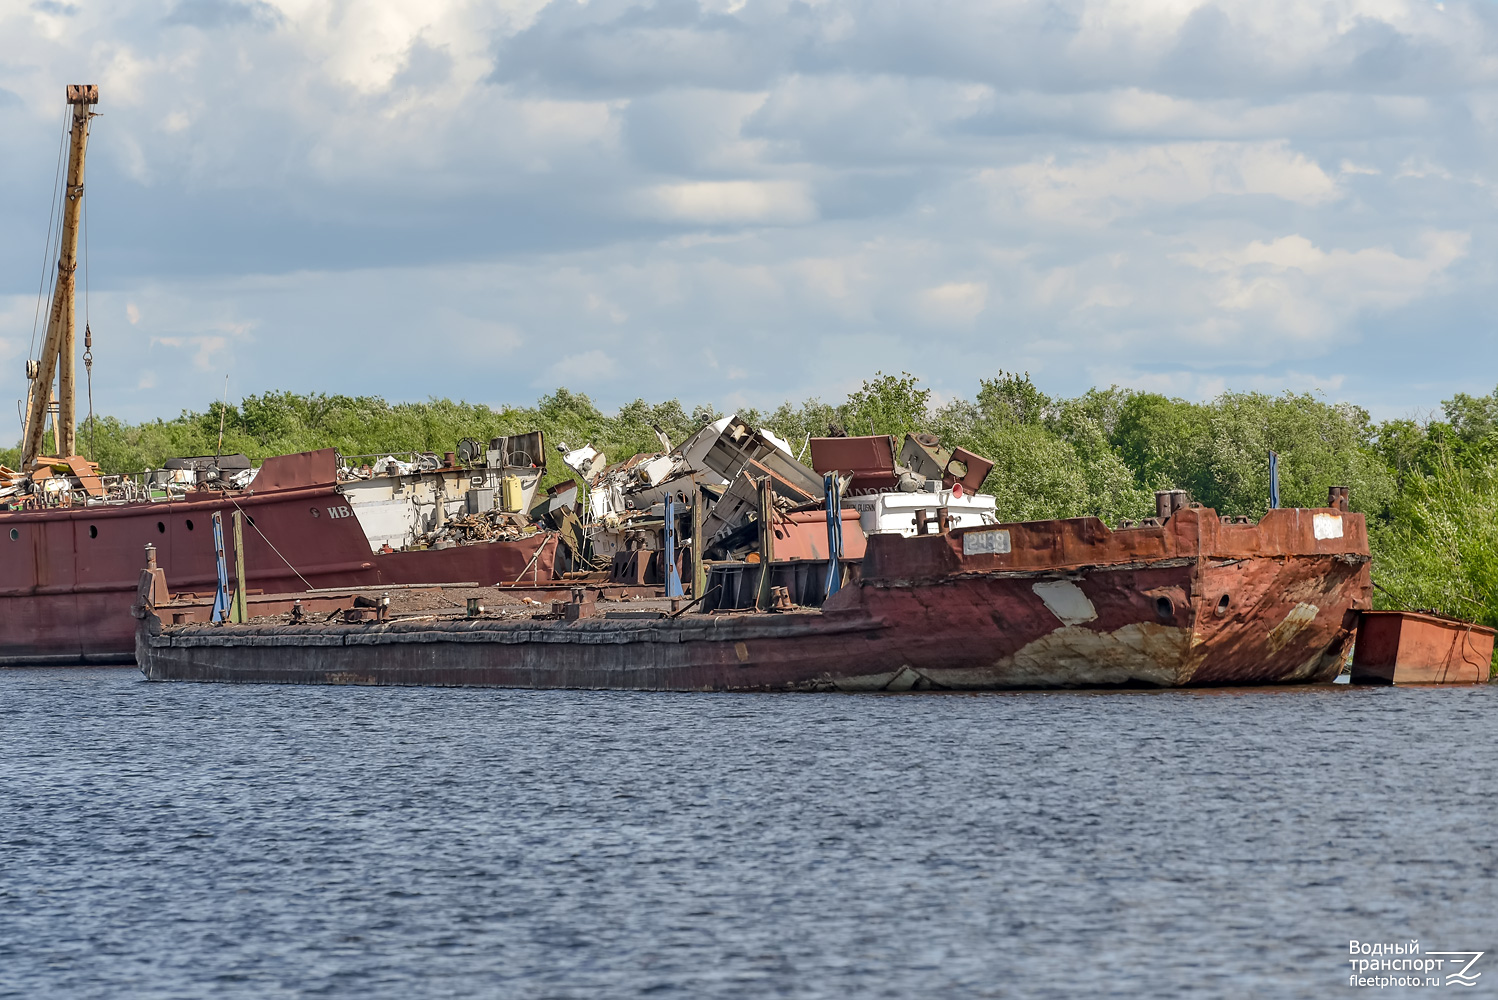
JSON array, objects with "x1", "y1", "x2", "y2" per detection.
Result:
[{"x1": 5, "y1": 373, "x2": 1493, "y2": 626}]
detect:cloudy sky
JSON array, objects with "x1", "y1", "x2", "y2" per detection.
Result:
[{"x1": 0, "y1": 0, "x2": 1494, "y2": 428}]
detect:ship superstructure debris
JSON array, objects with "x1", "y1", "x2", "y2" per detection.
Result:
[
  {"x1": 336, "y1": 433, "x2": 547, "y2": 554},
  {"x1": 549, "y1": 415, "x2": 1002, "y2": 591}
]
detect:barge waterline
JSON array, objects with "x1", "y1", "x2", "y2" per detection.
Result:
[{"x1": 134, "y1": 505, "x2": 1374, "y2": 692}]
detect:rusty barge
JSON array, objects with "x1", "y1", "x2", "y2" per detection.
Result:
[{"x1": 134, "y1": 502, "x2": 1372, "y2": 690}]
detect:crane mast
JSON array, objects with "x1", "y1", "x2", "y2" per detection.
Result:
[{"x1": 21, "y1": 84, "x2": 98, "y2": 469}]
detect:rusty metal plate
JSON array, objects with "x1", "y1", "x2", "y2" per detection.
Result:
[
  {"x1": 947, "y1": 446, "x2": 994, "y2": 493},
  {"x1": 809, "y1": 435, "x2": 898, "y2": 492}
]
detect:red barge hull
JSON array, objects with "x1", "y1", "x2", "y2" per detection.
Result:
[
  {"x1": 136, "y1": 506, "x2": 1372, "y2": 689},
  {"x1": 2, "y1": 450, "x2": 557, "y2": 665}
]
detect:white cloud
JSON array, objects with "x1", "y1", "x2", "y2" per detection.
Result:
[
  {"x1": 149, "y1": 334, "x2": 230, "y2": 371},
  {"x1": 918, "y1": 281, "x2": 989, "y2": 326},
  {"x1": 547, "y1": 349, "x2": 616, "y2": 385},
  {"x1": 987, "y1": 141, "x2": 1340, "y2": 225},
  {"x1": 1179, "y1": 231, "x2": 1469, "y2": 336},
  {"x1": 583, "y1": 292, "x2": 628, "y2": 323},
  {"x1": 641, "y1": 180, "x2": 817, "y2": 225}
]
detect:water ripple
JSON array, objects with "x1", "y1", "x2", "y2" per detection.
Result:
[{"x1": 0, "y1": 671, "x2": 1493, "y2": 998}]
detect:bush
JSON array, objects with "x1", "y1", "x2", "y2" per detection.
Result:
[{"x1": 1372, "y1": 449, "x2": 1498, "y2": 629}]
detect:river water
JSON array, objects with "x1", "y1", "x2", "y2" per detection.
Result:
[{"x1": 0, "y1": 669, "x2": 1493, "y2": 998}]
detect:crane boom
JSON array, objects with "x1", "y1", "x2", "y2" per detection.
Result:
[{"x1": 21, "y1": 84, "x2": 98, "y2": 469}]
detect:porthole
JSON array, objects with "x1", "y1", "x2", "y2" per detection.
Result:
[
  {"x1": 157, "y1": 521, "x2": 166, "y2": 534},
  {"x1": 1155, "y1": 596, "x2": 1173, "y2": 620},
  {"x1": 185, "y1": 519, "x2": 194, "y2": 531},
  {"x1": 8, "y1": 528, "x2": 17, "y2": 541},
  {"x1": 1215, "y1": 594, "x2": 1231, "y2": 618},
  {"x1": 88, "y1": 525, "x2": 97, "y2": 539}
]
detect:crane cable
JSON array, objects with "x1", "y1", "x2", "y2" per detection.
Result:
[
  {"x1": 29, "y1": 105, "x2": 68, "y2": 362},
  {"x1": 82, "y1": 107, "x2": 94, "y2": 463}
]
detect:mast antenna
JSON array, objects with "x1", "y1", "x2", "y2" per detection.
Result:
[{"x1": 215, "y1": 374, "x2": 229, "y2": 466}]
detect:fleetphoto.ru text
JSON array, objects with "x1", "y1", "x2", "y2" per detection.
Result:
[{"x1": 1349, "y1": 941, "x2": 1485, "y2": 989}]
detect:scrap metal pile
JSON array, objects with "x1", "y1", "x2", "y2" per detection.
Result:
[
  {"x1": 1, "y1": 452, "x2": 262, "y2": 510},
  {"x1": 2, "y1": 454, "x2": 130, "y2": 508},
  {"x1": 439, "y1": 510, "x2": 533, "y2": 545},
  {"x1": 553, "y1": 415, "x2": 1001, "y2": 588}
]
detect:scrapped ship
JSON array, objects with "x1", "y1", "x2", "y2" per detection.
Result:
[{"x1": 133, "y1": 496, "x2": 1372, "y2": 689}]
